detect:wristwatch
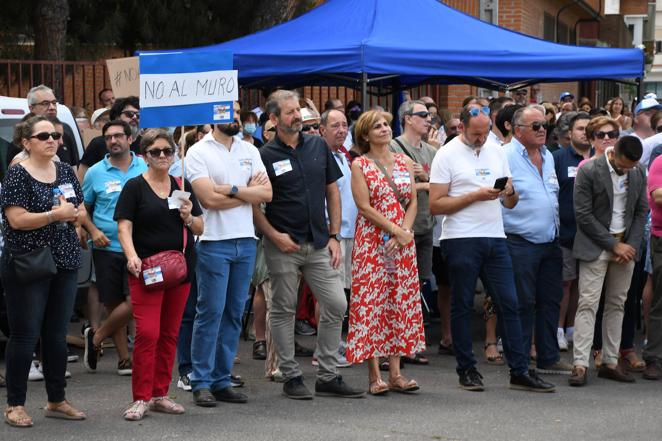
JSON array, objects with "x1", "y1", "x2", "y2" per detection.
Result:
[
  {"x1": 329, "y1": 233, "x2": 341, "y2": 241},
  {"x1": 228, "y1": 185, "x2": 239, "y2": 197}
]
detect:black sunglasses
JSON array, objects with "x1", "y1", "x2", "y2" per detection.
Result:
[
  {"x1": 146, "y1": 148, "x2": 174, "y2": 158},
  {"x1": 594, "y1": 129, "x2": 620, "y2": 140},
  {"x1": 302, "y1": 123, "x2": 320, "y2": 132},
  {"x1": 30, "y1": 131, "x2": 62, "y2": 141},
  {"x1": 409, "y1": 111, "x2": 430, "y2": 119},
  {"x1": 266, "y1": 126, "x2": 276, "y2": 132},
  {"x1": 517, "y1": 121, "x2": 548, "y2": 132},
  {"x1": 121, "y1": 110, "x2": 140, "y2": 119}
]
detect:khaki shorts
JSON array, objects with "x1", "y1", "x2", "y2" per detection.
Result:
[{"x1": 561, "y1": 246, "x2": 578, "y2": 281}]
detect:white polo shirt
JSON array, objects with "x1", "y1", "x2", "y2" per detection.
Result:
[
  {"x1": 429, "y1": 136, "x2": 511, "y2": 240},
  {"x1": 186, "y1": 133, "x2": 266, "y2": 241}
]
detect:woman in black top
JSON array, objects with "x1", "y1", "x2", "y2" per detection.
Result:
[
  {"x1": 115, "y1": 128, "x2": 203, "y2": 421},
  {"x1": 2, "y1": 115, "x2": 86, "y2": 427}
]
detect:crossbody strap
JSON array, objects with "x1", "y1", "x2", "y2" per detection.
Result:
[
  {"x1": 393, "y1": 138, "x2": 415, "y2": 161},
  {"x1": 371, "y1": 158, "x2": 406, "y2": 211},
  {"x1": 173, "y1": 176, "x2": 187, "y2": 254}
]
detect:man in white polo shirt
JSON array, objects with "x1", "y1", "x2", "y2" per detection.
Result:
[
  {"x1": 186, "y1": 101, "x2": 272, "y2": 407},
  {"x1": 429, "y1": 105, "x2": 554, "y2": 393}
]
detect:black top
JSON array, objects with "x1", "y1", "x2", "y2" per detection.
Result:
[
  {"x1": 260, "y1": 133, "x2": 343, "y2": 249},
  {"x1": 113, "y1": 175, "x2": 202, "y2": 279},
  {"x1": 81, "y1": 135, "x2": 142, "y2": 168},
  {"x1": 1, "y1": 162, "x2": 83, "y2": 270}
]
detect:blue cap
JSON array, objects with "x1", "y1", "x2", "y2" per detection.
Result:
[{"x1": 559, "y1": 92, "x2": 574, "y2": 101}]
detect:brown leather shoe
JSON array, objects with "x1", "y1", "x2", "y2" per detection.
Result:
[
  {"x1": 642, "y1": 361, "x2": 662, "y2": 380},
  {"x1": 568, "y1": 366, "x2": 587, "y2": 387},
  {"x1": 597, "y1": 364, "x2": 635, "y2": 383}
]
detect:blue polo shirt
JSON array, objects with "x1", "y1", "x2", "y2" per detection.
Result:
[
  {"x1": 502, "y1": 138, "x2": 559, "y2": 244},
  {"x1": 82, "y1": 153, "x2": 148, "y2": 252},
  {"x1": 552, "y1": 145, "x2": 591, "y2": 248}
]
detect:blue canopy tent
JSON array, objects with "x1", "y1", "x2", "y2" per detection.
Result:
[{"x1": 149, "y1": 0, "x2": 644, "y2": 103}]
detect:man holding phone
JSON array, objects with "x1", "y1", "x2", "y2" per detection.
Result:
[
  {"x1": 430, "y1": 105, "x2": 554, "y2": 393},
  {"x1": 502, "y1": 107, "x2": 568, "y2": 383}
]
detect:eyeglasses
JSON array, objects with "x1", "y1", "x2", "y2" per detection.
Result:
[
  {"x1": 408, "y1": 111, "x2": 430, "y2": 119},
  {"x1": 34, "y1": 100, "x2": 58, "y2": 107},
  {"x1": 517, "y1": 121, "x2": 547, "y2": 132},
  {"x1": 121, "y1": 110, "x2": 140, "y2": 119},
  {"x1": 594, "y1": 129, "x2": 620, "y2": 140},
  {"x1": 467, "y1": 107, "x2": 490, "y2": 117},
  {"x1": 30, "y1": 132, "x2": 62, "y2": 141},
  {"x1": 104, "y1": 133, "x2": 127, "y2": 142},
  {"x1": 145, "y1": 148, "x2": 174, "y2": 158},
  {"x1": 302, "y1": 123, "x2": 320, "y2": 132}
]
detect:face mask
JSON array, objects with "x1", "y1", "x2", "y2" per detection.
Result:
[{"x1": 244, "y1": 123, "x2": 257, "y2": 135}]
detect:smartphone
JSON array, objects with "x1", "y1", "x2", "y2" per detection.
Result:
[{"x1": 493, "y1": 177, "x2": 508, "y2": 191}]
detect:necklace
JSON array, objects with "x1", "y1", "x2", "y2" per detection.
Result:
[{"x1": 146, "y1": 174, "x2": 170, "y2": 198}]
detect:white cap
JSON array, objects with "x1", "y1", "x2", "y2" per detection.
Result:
[
  {"x1": 301, "y1": 107, "x2": 319, "y2": 123},
  {"x1": 90, "y1": 107, "x2": 110, "y2": 126}
]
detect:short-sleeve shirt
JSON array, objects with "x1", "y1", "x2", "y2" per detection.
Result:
[
  {"x1": 81, "y1": 135, "x2": 141, "y2": 168},
  {"x1": 186, "y1": 133, "x2": 266, "y2": 241},
  {"x1": 553, "y1": 145, "x2": 591, "y2": 248},
  {"x1": 260, "y1": 133, "x2": 343, "y2": 249},
  {"x1": 649, "y1": 155, "x2": 662, "y2": 238},
  {"x1": 113, "y1": 175, "x2": 202, "y2": 279},
  {"x1": 1, "y1": 162, "x2": 83, "y2": 270},
  {"x1": 82, "y1": 153, "x2": 147, "y2": 252},
  {"x1": 429, "y1": 136, "x2": 510, "y2": 240}
]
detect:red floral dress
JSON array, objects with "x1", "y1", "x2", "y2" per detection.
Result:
[{"x1": 346, "y1": 154, "x2": 426, "y2": 364}]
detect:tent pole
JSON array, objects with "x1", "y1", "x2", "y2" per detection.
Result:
[
  {"x1": 636, "y1": 77, "x2": 642, "y2": 100},
  {"x1": 361, "y1": 72, "x2": 368, "y2": 107}
]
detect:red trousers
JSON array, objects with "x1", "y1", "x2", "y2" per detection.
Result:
[
  {"x1": 295, "y1": 282, "x2": 318, "y2": 328},
  {"x1": 129, "y1": 276, "x2": 190, "y2": 401}
]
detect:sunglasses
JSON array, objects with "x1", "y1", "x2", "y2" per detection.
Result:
[
  {"x1": 409, "y1": 111, "x2": 430, "y2": 119},
  {"x1": 594, "y1": 129, "x2": 620, "y2": 140},
  {"x1": 121, "y1": 110, "x2": 140, "y2": 119},
  {"x1": 104, "y1": 133, "x2": 127, "y2": 142},
  {"x1": 302, "y1": 123, "x2": 320, "y2": 132},
  {"x1": 30, "y1": 131, "x2": 62, "y2": 141},
  {"x1": 517, "y1": 121, "x2": 548, "y2": 132},
  {"x1": 146, "y1": 148, "x2": 174, "y2": 158},
  {"x1": 468, "y1": 107, "x2": 490, "y2": 117},
  {"x1": 266, "y1": 126, "x2": 276, "y2": 132}
]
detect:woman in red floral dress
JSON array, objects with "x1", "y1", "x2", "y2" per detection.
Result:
[{"x1": 346, "y1": 110, "x2": 426, "y2": 395}]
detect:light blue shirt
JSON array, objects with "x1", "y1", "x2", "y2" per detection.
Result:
[
  {"x1": 82, "y1": 153, "x2": 148, "y2": 252},
  {"x1": 332, "y1": 151, "x2": 358, "y2": 239},
  {"x1": 502, "y1": 138, "x2": 559, "y2": 244}
]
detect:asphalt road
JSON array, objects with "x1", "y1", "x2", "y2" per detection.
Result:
[{"x1": 1, "y1": 317, "x2": 660, "y2": 441}]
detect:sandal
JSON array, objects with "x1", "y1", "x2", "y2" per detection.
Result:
[
  {"x1": 484, "y1": 342, "x2": 505, "y2": 365},
  {"x1": 124, "y1": 400, "x2": 149, "y2": 421},
  {"x1": 149, "y1": 396, "x2": 185, "y2": 414},
  {"x1": 388, "y1": 375, "x2": 419, "y2": 393},
  {"x1": 592, "y1": 349, "x2": 602, "y2": 370},
  {"x1": 379, "y1": 357, "x2": 405, "y2": 371},
  {"x1": 44, "y1": 401, "x2": 86, "y2": 420},
  {"x1": 4, "y1": 406, "x2": 33, "y2": 428},
  {"x1": 620, "y1": 349, "x2": 646, "y2": 372},
  {"x1": 402, "y1": 354, "x2": 429, "y2": 365},
  {"x1": 368, "y1": 379, "x2": 389, "y2": 396}
]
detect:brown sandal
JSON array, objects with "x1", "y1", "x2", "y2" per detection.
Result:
[
  {"x1": 44, "y1": 400, "x2": 86, "y2": 420},
  {"x1": 369, "y1": 379, "x2": 389, "y2": 396},
  {"x1": 388, "y1": 375, "x2": 419, "y2": 393},
  {"x1": 620, "y1": 350, "x2": 646, "y2": 372},
  {"x1": 484, "y1": 342, "x2": 505, "y2": 365},
  {"x1": 593, "y1": 349, "x2": 602, "y2": 370},
  {"x1": 4, "y1": 406, "x2": 33, "y2": 428}
]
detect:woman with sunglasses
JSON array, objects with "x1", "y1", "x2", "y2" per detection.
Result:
[
  {"x1": 115, "y1": 129, "x2": 203, "y2": 421},
  {"x1": 2, "y1": 116, "x2": 86, "y2": 427},
  {"x1": 607, "y1": 97, "x2": 632, "y2": 130}
]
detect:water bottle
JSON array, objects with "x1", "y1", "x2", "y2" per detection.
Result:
[
  {"x1": 383, "y1": 234, "x2": 397, "y2": 274},
  {"x1": 52, "y1": 188, "x2": 67, "y2": 230}
]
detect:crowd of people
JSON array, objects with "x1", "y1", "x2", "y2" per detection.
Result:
[{"x1": 1, "y1": 83, "x2": 662, "y2": 428}]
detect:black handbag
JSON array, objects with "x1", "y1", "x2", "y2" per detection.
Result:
[{"x1": 12, "y1": 247, "x2": 57, "y2": 283}]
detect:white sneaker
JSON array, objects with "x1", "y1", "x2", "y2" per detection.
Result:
[
  {"x1": 557, "y1": 329, "x2": 569, "y2": 352},
  {"x1": 37, "y1": 364, "x2": 71, "y2": 379},
  {"x1": 28, "y1": 361, "x2": 44, "y2": 381},
  {"x1": 496, "y1": 338, "x2": 503, "y2": 353},
  {"x1": 177, "y1": 373, "x2": 192, "y2": 391}
]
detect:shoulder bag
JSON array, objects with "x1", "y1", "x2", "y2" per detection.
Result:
[
  {"x1": 12, "y1": 246, "x2": 57, "y2": 283},
  {"x1": 371, "y1": 158, "x2": 406, "y2": 212}
]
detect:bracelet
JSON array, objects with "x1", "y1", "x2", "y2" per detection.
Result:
[
  {"x1": 507, "y1": 189, "x2": 516, "y2": 197},
  {"x1": 46, "y1": 210, "x2": 53, "y2": 224}
]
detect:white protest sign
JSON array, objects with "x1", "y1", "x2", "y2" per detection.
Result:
[{"x1": 140, "y1": 70, "x2": 238, "y2": 108}]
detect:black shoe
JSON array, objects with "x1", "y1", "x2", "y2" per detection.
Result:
[
  {"x1": 193, "y1": 388, "x2": 217, "y2": 407},
  {"x1": 212, "y1": 386, "x2": 248, "y2": 403},
  {"x1": 438, "y1": 342, "x2": 454, "y2": 356},
  {"x1": 458, "y1": 368, "x2": 484, "y2": 391},
  {"x1": 295, "y1": 341, "x2": 314, "y2": 357},
  {"x1": 283, "y1": 375, "x2": 313, "y2": 400},
  {"x1": 253, "y1": 341, "x2": 267, "y2": 360},
  {"x1": 83, "y1": 326, "x2": 98, "y2": 372},
  {"x1": 509, "y1": 372, "x2": 555, "y2": 393},
  {"x1": 527, "y1": 370, "x2": 556, "y2": 390},
  {"x1": 315, "y1": 375, "x2": 366, "y2": 398},
  {"x1": 230, "y1": 374, "x2": 245, "y2": 388}
]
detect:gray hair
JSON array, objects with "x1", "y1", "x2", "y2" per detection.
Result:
[
  {"x1": 27, "y1": 84, "x2": 55, "y2": 105},
  {"x1": 265, "y1": 89, "x2": 300, "y2": 118},
  {"x1": 512, "y1": 106, "x2": 545, "y2": 127},
  {"x1": 398, "y1": 100, "x2": 425, "y2": 127},
  {"x1": 528, "y1": 104, "x2": 546, "y2": 117},
  {"x1": 320, "y1": 108, "x2": 346, "y2": 126}
]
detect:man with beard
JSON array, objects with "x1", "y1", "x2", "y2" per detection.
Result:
[
  {"x1": 430, "y1": 106, "x2": 554, "y2": 393},
  {"x1": 254, "y1": 90, "x2": 364, "y2": 400},
  {"x1": 81, "y1": 120, "x2": 147, "y2": 375},
  {"x1": 78, "y1": 96, "x2": 142, "y2": 181},
  {"x1": 186, "y1": 101, "x2": 272, "y2": 407}
]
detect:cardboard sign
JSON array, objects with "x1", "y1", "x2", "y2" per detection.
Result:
[{"x1": 106, "y1": 57, "x2": 140, "y2": 98}]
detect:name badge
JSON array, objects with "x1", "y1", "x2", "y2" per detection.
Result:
[
  {"x1": 239, "y1": 158, "x2": 253, "y2": 174},
  {"x1": 475, "y1": 168, "x2": 491, "y2": 177},
  {"x1": 104, "y1": 180, "x2": 122, "y2": 194},
  {"x1": 567, "y1": 166, "x2": 577, "y2": 178},
  {"x1": 392, "y1": 170, "x2": 410, "y2": 185},
  {"x1": 58, "y1": 183, "x2": 76, "y2": 199},
  {"x1": 273, "y1": 159, "x2": 293, "y2": 177},
  {"x1": 143, "y1": 266, "x2": 164, "y2": 285}
]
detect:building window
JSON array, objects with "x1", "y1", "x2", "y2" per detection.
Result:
[{"x1": 480, "y1": 0, "x2": 498, "y2": 25}]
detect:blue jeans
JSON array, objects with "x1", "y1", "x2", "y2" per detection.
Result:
[
  {"x1": 190, "y1": 239, "x2": 256, "y2": 391},
  {"x1": 441, "y1": 237, "x2": 528, "y2": 376},
  {"x1": 2, "y1": 252, "x2": 78, "y2": 406},
  {"x1": 506, "y1": 235, "x2": 563, "y2": 367},
  {"x1": 176, "y1": 270, "x2": 197, "y2": 377}
]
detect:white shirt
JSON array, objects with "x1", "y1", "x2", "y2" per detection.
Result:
[
  {"x1": 186, "y1": 133, "x2": 266, "y2": 241},
  {"x1": 484, "y1": 130, "x2": 503, "y2": 149},
  {"x1": 605, "y1": 148, "x2": 628, "y2": 234},
  {"x1": 641, "y1": 132, "x2": 662, "y2": 168},
  {"x1": 429, "y1": 136, "x2": 511, "y2": 240}
]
